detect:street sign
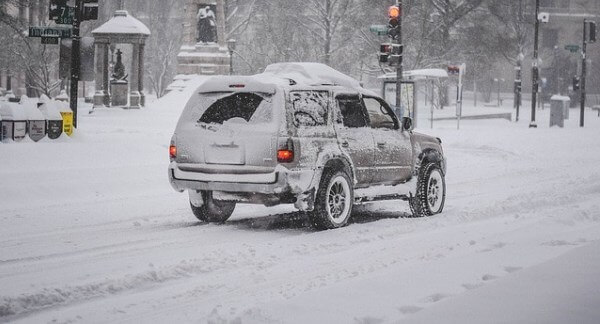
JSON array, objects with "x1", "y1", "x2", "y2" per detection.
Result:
[
  {"x1": 41, "y1": 36, "x2": 59, "y2": 45},
  {"x1": 56, "y1": 7, "x2": 75, "y2": 25},
  {"x1": 50, "y1": 0, "x2": 74, "y2": 24},
  {"x1": 565, "y1": 44, "x2": 580, "y2": 53},
  {"x1": 29, "y1": 26, "x2": 72, "y2": 38},
  {"x1": 370, "y1": 25, "x2": 388, "y2": 36}
]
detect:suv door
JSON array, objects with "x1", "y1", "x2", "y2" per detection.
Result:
[
  {"x1": 362, "y1": 96, "x2": 413, "y2": 184},
  {"x1": 334, "y1": 94, "x2": 375, "y2": 187}
]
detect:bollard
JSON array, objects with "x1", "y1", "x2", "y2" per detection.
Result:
[{"x1": 550, "y1": 95, "x2": 570, "y2": 128}]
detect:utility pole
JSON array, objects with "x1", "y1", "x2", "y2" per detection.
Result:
[
  {"x1": 515, "y1": 0, "x2": 523, "y2": 122},
  {"x1": 395, "y1": 0, "x2": 403, "y2": 122},
  {"x1": 515, "y1": 58, "x2": 522, "y2": 122},
  {"x1": 580, "y1": 20, "x2": 588, "y2": 128},
  {"x1": 70, "y1": 0, "x2": 83, "y2": 129},
  {"x1": 530, "y1": 0, "x2": 540, "y2": 128}
]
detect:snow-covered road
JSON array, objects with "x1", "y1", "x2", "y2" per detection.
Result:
[{"x1": 1, "y1": 91, "x2": 600, "y2": 323}]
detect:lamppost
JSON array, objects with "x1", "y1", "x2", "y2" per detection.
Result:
[
  {"x1": 227, "y1": 39, "x2": 236, "y2": 75},
  {"x1": 530, "y1": 0, "x2": 541, "y2": 128}
]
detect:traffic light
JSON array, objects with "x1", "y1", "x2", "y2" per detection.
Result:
[
  {"x1": 387, "y1": 5, "x2": 401, "y2": 41},
  {"x1": 379, "y1": 43, "x2": 402, "y2": 65},
  {"x1": 573, "y1": 76, "x2": 581, "y2": 91},
  {"x1": 379, "y1": 44, "x2": 391, "y2": 63},
  {"x1": 588, "y1": 21, "x2": 596, "y2": 43},
  {"x1": 83, "y1": 0, "x2": 99, "y2": 21},
  {"x1": 447, "y1": 65, "x2": 460, "y2": 75}
]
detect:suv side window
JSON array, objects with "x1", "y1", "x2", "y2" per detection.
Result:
[
  {"x1": 290, "y1": 91, "x2": 329, "y2": 127},
  {"x1": 363, "y1": 97, "x2": 398, "y2": 129},
  {"x1": 337, "y1": 95, "x2": 368, "y2": 128}
]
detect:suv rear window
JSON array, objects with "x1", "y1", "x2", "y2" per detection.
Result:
[
  {"x1": 290, "y1": 91, "x2": 329, "y2": 127},
  {"x1": 198, "y1": 92, "x2": 272, "y2": 125}
]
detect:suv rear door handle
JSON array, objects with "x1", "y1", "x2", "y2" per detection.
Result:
[{"x1": 341, "y1": 141, "x2": 349, "y2": 148}]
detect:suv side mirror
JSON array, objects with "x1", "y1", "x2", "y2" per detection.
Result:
[{"x1": 401, "y1": 117, "x2": 413, "y2": 131}]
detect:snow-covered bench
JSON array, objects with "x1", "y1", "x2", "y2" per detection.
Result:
[{"x1": 592, "y1": 105, "x2": 600, "y2": 117}]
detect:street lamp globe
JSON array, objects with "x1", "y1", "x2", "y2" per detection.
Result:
[{"x1": 227, "y1": 39, "x2": 237, "y2": 52}]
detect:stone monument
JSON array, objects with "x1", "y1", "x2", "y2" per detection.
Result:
[
  {"x1": 92, "y1": 10, "x2": 150, "y2": 109},
  {"x1": 110, "y1": 49, "x2": 129, "y2": 107},
  {"x1": 177, "y1": 0, "x2": 230, "y2": 75}
]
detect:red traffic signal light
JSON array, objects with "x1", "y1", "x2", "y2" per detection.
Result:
[
  {"x1": 588, "y1": 21, "x2": 596, "y2": 43},
  {"x1": 447, "y1": 66, "x2": 460, "y2": 75}
]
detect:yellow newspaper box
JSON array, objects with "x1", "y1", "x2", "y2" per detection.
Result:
[{"x1": 58, "y1": 102, "x2": 73, "y2": 136}]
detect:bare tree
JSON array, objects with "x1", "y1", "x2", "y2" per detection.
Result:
[{"x1": 147, "y1": 39, "x2": 178, "y2": 98}]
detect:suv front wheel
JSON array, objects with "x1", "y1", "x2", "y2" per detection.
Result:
[
  {"x1": 310, "y1": 169, "x2": 353, "y2": 230},
  {"x1": 409, "y1": 162, "x2": 446, "y2": 217},
  {"x1": 190, "y1": 191, "x2": 236, "y2": 223}
]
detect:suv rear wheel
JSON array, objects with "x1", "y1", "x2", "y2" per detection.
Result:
[
  {"x1": 190, "y1": 191, "x2": 236, "y2": 223},
  {"x1": 409, "y1": 162, "x2": 446, "y2": 217},
  {"x1": 310, "y1": 169, "x2": 353, "y2": 230}
]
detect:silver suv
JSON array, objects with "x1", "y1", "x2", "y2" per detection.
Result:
[{"x1": 168, "y1": 63, "x2": 446, "y2": 229}]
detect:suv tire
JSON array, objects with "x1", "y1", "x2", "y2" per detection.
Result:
[
  {"x1": 409, "y1": 162, "x2": 446, "y2": 217},
  {"x1": 190, "y1": 191, "x2": 236, "y2": 223},
  {"x1": 310, "y1": 169, "x2": 353, "y2": 230}
]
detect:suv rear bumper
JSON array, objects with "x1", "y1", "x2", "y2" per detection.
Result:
[{"x1": 168, "y1": 162, "x2": 315, "y2": 196}]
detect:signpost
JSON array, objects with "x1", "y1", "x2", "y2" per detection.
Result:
[
  {"x1": 25, "y1": 0, "x2": 99, "y2": 130},
  {"x1": 580, "y1": 20, "x2": 597, "y2": 128}
]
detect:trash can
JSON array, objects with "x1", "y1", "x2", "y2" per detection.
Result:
[
  {"x1": 550, "y1": 95, "x2": 570, "y2": 128},
  {"x1": 23, "y1": 100, "x2": 46, "y2": 142},
  {"x1": 57, "y1": 101, "x2": 74, "y2": 136},
  {"x1": 38, "y1": 99, "x2": 63, "y2": 140},
  {"x1": 0, "y1": 102, "x2": 27, "y2": 142}
]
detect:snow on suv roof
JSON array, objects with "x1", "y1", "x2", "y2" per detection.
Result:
[
  {"x1": 261, "y1": 63, "x2": 362, "y2": 89},
  {"x1": 196, "y1": 63, "x2": 365, "y2": 94}
]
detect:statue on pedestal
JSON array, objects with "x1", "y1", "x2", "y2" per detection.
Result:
[
  {"x1": 111, "y1": 49, "x2": 128, "y2": 81},
  {"x1": 178, "y1": 0, "x2": 229, "y2": 76},
  {"x1": 110, "y1": 49, "x2": 129, "y2": 106},
  {"x1": 196, "y1": 4, "x2": 217, "y2": 44}
]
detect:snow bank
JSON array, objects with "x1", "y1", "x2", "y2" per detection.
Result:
[
  {"x1": 22, "y1": 102, "x2": 44, "y2": 121},
  {"x1": 0, "y1": 102, "x2": 26, "y2": 120}
]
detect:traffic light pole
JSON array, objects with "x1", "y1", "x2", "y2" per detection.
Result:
[
  {"x1": 530, "y1": 0, "x2": 540, "y2": 128},
  {"x1": 395, "y1": 0, "x2": 403, "y2": 122},
  {"x1": 70, "y1": 0, "x2": 83, "y2": 129},
  {"x1": 580, "y1": 20, "x2": 588, "y2": 128}
]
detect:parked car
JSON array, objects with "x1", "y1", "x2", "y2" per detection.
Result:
[{"x1": 168, "y1": 63, "x2": 446, "y2": 229}]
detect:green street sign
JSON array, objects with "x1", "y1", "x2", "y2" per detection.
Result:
[
  {"x1": 41, "y1": 36, "x2": 59, "y2": 45},
  {"x1": 370, "y1": 25, "x2": 388, "y2": 36},
  {"x1": 55, "y1": 7, "x2": 75, "y2": 25},
  {"x1": 565, "y1": 44, "x2": 580, "y2": 53},
  {"x1": 28, "y1": 26, "x2": 72, "y2": 38}
]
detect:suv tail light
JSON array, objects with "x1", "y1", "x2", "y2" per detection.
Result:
[
  {"x1": 277, "y1": 149, "x2": 294, "y2": 163},
  {"x1": 277, "y1": 138, "x2": 295, "y2": 163},
  {"x1": 169, "y1": 145, "x2": 177, "y2": 160}
]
